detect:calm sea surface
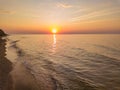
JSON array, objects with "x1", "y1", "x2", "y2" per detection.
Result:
[{"x1": 6, "y1": 34, "x2": 120, "y2": 90}]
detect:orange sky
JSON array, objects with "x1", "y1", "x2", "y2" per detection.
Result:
[{"x1": 0, "y1": 0, "x2": 120, "y2": 34}]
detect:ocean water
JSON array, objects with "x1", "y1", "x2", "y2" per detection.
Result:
[{"x1": 5, "y1": 34, "x2": 120, "y2": 90}]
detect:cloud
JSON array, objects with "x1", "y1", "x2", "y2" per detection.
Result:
[
  {"x1": 0, "y1": 9, "x2": 14, "y2": 14},
  {"x1": 57, "y1": 3, "x2": 73, "y2": 8},
  {"x1": 71, "y1": 7, "x2": 120, "y2": 22}
]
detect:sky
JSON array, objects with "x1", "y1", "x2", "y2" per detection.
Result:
[{"x1": 0, "y1": 0, "x2": 120, "y2": 34}]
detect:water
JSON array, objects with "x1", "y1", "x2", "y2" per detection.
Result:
[{"x1": 5, "y1": 34, "x2": 120, "y2": 90}]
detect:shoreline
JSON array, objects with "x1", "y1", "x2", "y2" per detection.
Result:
[
  {"x1": 0, "y1": 36, "x2": 98, "y2": 90},
  {"x1": 0, "y1": 37, "x2": 41, "y2": 90},
  {"x1": 0, "y1": 37, "x2": 13, "y2": 90}
]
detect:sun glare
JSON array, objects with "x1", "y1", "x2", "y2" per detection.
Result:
[{"x1": 52, "y1": 28, "x2": 57, "y2": 34}]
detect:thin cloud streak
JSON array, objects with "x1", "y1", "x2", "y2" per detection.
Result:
[
  {"x1": 57, "y1": 3, "x2": 73, "y2": 8},
  {"x1": 71, "y1": 7, "x2": 120, "y2": 22}
]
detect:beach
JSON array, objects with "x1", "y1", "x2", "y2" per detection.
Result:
[
  {"x1": 0, "y1": 36, "x2": 97, "y2": 90},
  {"x1": 0, "y1": 37, "x2": 44, "y2": 90},
  {"x1": 0, "y1": 34, "x2": 120, "y2": 90},
  {"x1": 0, "y1": 37, "x2": 13, "y2": 90},
  {"x1": 0, "y1": 0, "x2": 120, "y2": 89}
]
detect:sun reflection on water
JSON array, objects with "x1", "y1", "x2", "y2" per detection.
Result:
[{"x1": 52, "y1": 34, "x2": 57, "y2": 54}]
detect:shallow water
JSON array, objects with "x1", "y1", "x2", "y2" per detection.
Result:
[{"x1": 6, "y1": 34, "x2": 120, "y2": 90}]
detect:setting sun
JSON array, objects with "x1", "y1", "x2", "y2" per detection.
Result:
[{"x1": 52, "y1": 28, "x2": 58, "y2": 34}]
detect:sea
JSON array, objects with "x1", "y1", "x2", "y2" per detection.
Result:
[{"x1": 4, "y1": 34, "x2": 120, "y2": 90}]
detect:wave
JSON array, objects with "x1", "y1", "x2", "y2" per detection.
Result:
[
  {"x1": 9, "y1": 40, "x2": 25, "y2": 57},
  {"x1": 94, "y1": 44, "x2": 120, "y2": 53},
  {"x1": 20, "y1": 54, "x2": 98, "y2": 90}
]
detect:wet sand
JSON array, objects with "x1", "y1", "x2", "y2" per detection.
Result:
[{"x1": 0, "y1": 37, "x2": 39, "y2": 90}]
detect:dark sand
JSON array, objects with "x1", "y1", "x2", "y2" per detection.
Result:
[{"x1": 0, "y1": 37, "x2": 13, "y2": 90}]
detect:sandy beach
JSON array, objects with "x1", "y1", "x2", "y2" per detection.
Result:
[{"x1": 0, "y1": 37, "x2": 13, "y2": 90}]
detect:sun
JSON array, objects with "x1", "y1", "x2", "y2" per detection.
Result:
[{"x1": 52, "y1": 28, "x2": 58, "y2": 34}]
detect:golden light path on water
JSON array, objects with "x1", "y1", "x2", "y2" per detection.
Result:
[{"x1": 52, "y1": 34, "x2": 57, "y2": 54}]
